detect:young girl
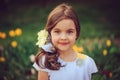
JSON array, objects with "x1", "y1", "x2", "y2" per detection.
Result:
[{"x1": 33, "y1": 3, "x2": 98, "y2": 80}]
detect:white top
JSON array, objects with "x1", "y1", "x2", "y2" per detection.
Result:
[{"x1": 33, "y1": 54, "x2": 98, "y2": 80}]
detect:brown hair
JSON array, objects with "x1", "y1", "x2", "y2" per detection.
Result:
[
  {"x1": 35, "y1": 3, "x2": 80, "y2": 70},
  {"x1": 46, "y1": 3, "x2": 80, "y2": 38}
]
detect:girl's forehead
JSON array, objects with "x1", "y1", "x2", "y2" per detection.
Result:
[{"x1": 53, "y1": 19, "x2": 76, "y2": 30}]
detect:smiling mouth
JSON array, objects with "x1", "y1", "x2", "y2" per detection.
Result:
[{"x1": 58, "y1": 42, "x2": 69, "y2": 45}]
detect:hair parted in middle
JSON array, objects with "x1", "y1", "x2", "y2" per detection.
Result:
[{"x1": 35, "y1": 3, "x2": 81, "y2": 70}]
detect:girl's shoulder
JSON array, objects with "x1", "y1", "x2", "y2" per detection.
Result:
[
  {"x1": 77, "y1": 53, "x2": 98, "y2": 75},
  {"x1": 77, "y1": 53, "x2": 95, "y2": 64}
]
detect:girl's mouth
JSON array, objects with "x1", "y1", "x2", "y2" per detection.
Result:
[{"x1": 58, "y1": 42, "x2": 69, "y2": 45}]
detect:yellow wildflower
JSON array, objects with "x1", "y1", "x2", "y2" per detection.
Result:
[
  {"x1": 11, "y1": 41, "x2": 17, "y2": 48},
  {"x1": 103, "y1": 49, "x2": 108, "y2": 56},
  {"x1": 0, "y1": 56, "x2": 6, "y2": 62},
  {"x1": 106, "y1": 39, "x2": 111, "y2": 47},
  {"x1": 78, "y1": 46, "x2": 84, "y2": 52},
  {"x1": 15, "y1": 28, "x2": 22, "y2": 36},
  {"x1": 73, "y1": 45, "x2": 79, "y2": 52},
  {"x1": 36, "y1": 29, "x2": 48, "y2": 48},
  {"x1": 1, "y1": 32, "x2": 6, "y2": 39},
  {"x1": 73, "y1": 45, "x2": 84, "y2": 53},
  {"x1": 9, "y1": 30, "x2": 15, "y2": 37}
]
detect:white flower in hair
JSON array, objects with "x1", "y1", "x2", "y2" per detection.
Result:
[{"x1": 36, "y1": 29, "x2": 48, "y2": 48}]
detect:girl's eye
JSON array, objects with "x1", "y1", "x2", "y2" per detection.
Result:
[
  {"x1": 54, "y1": 31, "x2": 60, "y2": 34},
  {"x1": 67, "y1": 31, "x2": 73, "y2": 34}
]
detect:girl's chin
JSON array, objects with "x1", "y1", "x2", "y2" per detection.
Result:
[{"x1": 57, "y1": 47, "x2": 71, "y2": 52}]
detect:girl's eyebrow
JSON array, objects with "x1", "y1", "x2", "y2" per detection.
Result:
[
  {"x1": 53, "y1": 27, "x2": 75, "y2": 30},
  {"x1": 66, "y1": 28, "x2": 76, "y2": 32},
  {"x1": 68, "y1": 28, "x2": 76, "y2": 30}
]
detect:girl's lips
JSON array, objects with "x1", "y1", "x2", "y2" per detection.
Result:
[{"x1": 58, "y1": 42, "x2": 69, "y2": 45}]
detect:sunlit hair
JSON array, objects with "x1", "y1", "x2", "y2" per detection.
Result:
[{"x1": 35, "y1": 3, "x2": 80, "y2": 70}]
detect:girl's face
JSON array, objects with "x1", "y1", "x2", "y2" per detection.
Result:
[{"x1": 51, "y1": 19, "x2": 77, "y2": 53}]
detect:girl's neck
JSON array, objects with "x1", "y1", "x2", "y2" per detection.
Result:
[{"x1": 59, "y1": 50, "x2": 77, "y2": 62}]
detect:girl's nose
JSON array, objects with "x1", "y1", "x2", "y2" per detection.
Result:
[{"x1": 60, "y1": 33, "x2": 67, "y2": 40}]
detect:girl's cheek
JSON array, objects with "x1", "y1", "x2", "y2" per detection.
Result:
[{"x1": 51, "y1": 36, "x2": 57, "y2": 42}]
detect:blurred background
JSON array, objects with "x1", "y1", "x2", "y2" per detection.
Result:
[{"x1": 0, "y1": 0, "x2": 120, "y2": 80}]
